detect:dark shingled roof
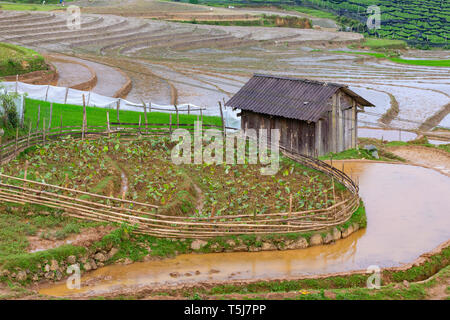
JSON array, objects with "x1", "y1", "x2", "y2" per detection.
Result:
[{"x1": 225, "y1": 74, "x2": 374, "y2": 123}]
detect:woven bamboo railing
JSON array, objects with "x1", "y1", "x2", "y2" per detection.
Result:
[{"x1": 0, "y1": 122, "x2": 360, "y2": 238}]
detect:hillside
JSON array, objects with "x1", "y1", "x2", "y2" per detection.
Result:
[{"x1": 183, "y1": 0, "x2": 449, "y2": 48}]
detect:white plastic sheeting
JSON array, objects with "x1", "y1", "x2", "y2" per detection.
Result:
[
  {"x1": 0, "y1": 86, "x2": 25, "y2": 120},
  {"x1": 1, "y1": 81, "x2": 241, "y2": 129}
]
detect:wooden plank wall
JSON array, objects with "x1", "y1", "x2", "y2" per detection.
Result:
[
  {"x1": 242, "y1": 111, "x2": 316, "y2": 156},
  {"x1": 240, "y1": 89, "x2": 359, "y2": 157}
]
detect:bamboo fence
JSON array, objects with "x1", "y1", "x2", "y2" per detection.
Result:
[{"x1": 0, "y1": 118, "x2": 360, "y2": 239}]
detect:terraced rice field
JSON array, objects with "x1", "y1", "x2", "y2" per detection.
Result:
[{"x1": 0, "y1": 2, "x2": 448, "y2": 133}]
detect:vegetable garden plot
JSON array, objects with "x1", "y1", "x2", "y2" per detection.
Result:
[{"x1": 0, "y1": 125, "x2": 359, "y2": 238}]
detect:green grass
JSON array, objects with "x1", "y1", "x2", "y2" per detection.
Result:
[
  {"x1": 22, "y1": 98, "x2": 221, "y2": 129},
  {"x1": 0, "y1": 203, "x2": 102, "y2": 271},
  {"x1": 350, "y1": 38, "x2": 407, "y2": 50},
  {"x1": 0, "y1": 2, "x2": 61, "y2": 11},
  {"x1": 319, "y1": 146, "x2": 404, "y2": 162},
  {"x1": 329, "y1": 49, "x2": 450, "y2": 67},
  {"x1": 388, "y1": 57, "x2": 450, "y2": 67},
  {"x1": 0, "y1": 98, "x2": 222, "y2": 142},
  {"x1": 0, "y1": 42, "x2": 47, "y2": 77},
  {"x1": 176, "y1": 15, "x2": 311, "y2": 28}
]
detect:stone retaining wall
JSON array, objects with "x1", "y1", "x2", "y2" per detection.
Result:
[{"x1": 190, "y1": 223, "x2": 361, "y2": 253}]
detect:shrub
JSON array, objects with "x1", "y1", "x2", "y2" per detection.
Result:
[{"x1": 0, "y1": 89, "x2": 20, "y2": 129}]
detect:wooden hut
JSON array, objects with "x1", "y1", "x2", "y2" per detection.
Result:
[{"x1": 225, "y1": 74, "x2": 374, "y2": 156}]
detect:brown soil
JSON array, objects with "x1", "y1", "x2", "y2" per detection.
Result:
[
  {"x1": 387, "y1": 145, "x2": 450, "y2": 177},
  {"x1": 27, "y1": 225, "x2": 115, "y2": 253}
]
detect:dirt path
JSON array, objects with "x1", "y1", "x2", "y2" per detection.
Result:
[
  {"x1": 387, "y1": 145, "x2": 450, "y2": 177},
  {"x1": 27, "y1": 226, "x2": 115, "y2": 253}
]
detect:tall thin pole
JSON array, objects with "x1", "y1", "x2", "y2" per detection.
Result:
[
  {"x1": 36, "y1": 104, "x2": 40, "y2": 130},
  {"x1": 218, "y1": 101, "x2": 225, "y2": 137},
  {"x1": 48, "y1": 103, "x2": 53, "y2": 130}
]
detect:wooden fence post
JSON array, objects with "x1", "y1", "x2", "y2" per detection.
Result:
[
  {"x1": 138, "y1": 115, "x2": 142, "y2": 136},
  {"x1": 116, "y1": 99, "x2": 120, "y2": 122},
  {"x1": 288, "y1": 194, "x2": 292, "y2": 231},
  {"x1": 82, "y1": 94, "x2": 86, "y2": 141},
  {"x1": 59, "y1": 115, "x2": 63, "y2": 136},
  {"x1": 200, "y1": 108, "x2": 203, "y2": 124},
  {"x1": 144, "y1": 101, "x2": 148, "y2": 134},
  {"x1": 141, "y1": 99, "x2": 148, "y2": 134},
  {"x1": 175, "y1": 105, "x2": 179, "y2": 128},
  {"x1": 218, "y1": 101, "x2": 225, "y2": 137},
  {"x1": 45, "y1": 85, "x2": 50, "y2": 102},
  {"x1": 24, "y1": 160, "x2": 29, "y2": 181},
  {"x1": 43, "y1": 118, "x2": 46, "y2": 144},
  {"x1": 14, "y1": 127, "x2": 19, "y2": 155},
  {"x1": 332, "y1": 176, "x2": 336, "y2": 205},
  {"x1": 107, "y1": 111, "x2": 111, "y2": 138},
  {"x1": 64, "y1": 87, "x2": 69, "y2": 104},
  {"x1": 36, "y1": 104, "x2": 40, "y2": 130},
  {"x1": 27, "y1": 121, "x2": 31, "y2": 147},
  {"x1": 188, "y1": 104, "x2": 190, "y2": 115},
  {"x1": 48, "y1": 103, "x2": 53, "y2": 130},
  {"x1": 169, "y1": 114, "x2": 172, "y2": 133},
  {"x1": 20, "y1": 98, "x2": 25, "y2": 127}
]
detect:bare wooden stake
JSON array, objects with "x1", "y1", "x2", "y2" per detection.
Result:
[
  {"x1": 106, "y1": 111, "x2": 111, "y2": 138},
  {"x1": 36, "y1": 104, "x2": 40, "y2": 130},
  {"x1": 143, "y1": 100, "x2": 148, "y2": 134},
  {"x1": 15, "y1": 127, "x2": 19, "y2": 154},
  {"x1": 82, "y1": 94, "x2": 86, "y2": 140},
  {"x1": 332, "y1": 177, "x2": 336, "y2": 204},
  {"x1": 169, "y1": 114, "x2": 172, "y2": 133},
  {"x1": 188, "y1": 104, "x2": 190, "y2": 115},
  {"x1": 288, "y1": 194, "x2": 293, "y2": 231},
  {"x1": 43, "y1": 118, "x2": 46, "y2": 144},
  {"x1": 24, "y1": 160, "x2": 29, "y2": 180},
  {"x1": 116, "y1": 99, "x2": 120, "y2": 122},
  {"x1": 218, "y1": 101, "x2": 225, "y2": 137},
  {"x1": 175, "y1": 105, "x2": 179, "y2": 128},
  {"x1": 211, "y1": 204, "x2": 215, "y2": 218},
  {"x1": 45, "y1": 85, "x2": 50, "y2": 102},
  {"x1": 64, "y1": 87, "x2": 69, "y2": 104},
  {"x1": 20, "y1": 98, "x2": 25, "y2": 127},
  {"x1": 27, "y1": 121, "x2": 31, "y2": 147},
  {"x1": 59, "y1": 115, "x2": 63, "y2": 136},
  {"x1": 138, "y1": 115, "x2": 142, "y2": 136},
  {"x1": 48, "y1": 103, "x2": 53, "y2": 130}
]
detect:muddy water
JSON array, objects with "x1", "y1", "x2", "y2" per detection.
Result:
[{"x1": 40, "y1": 162, "x2": 450, "y2": 297}]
